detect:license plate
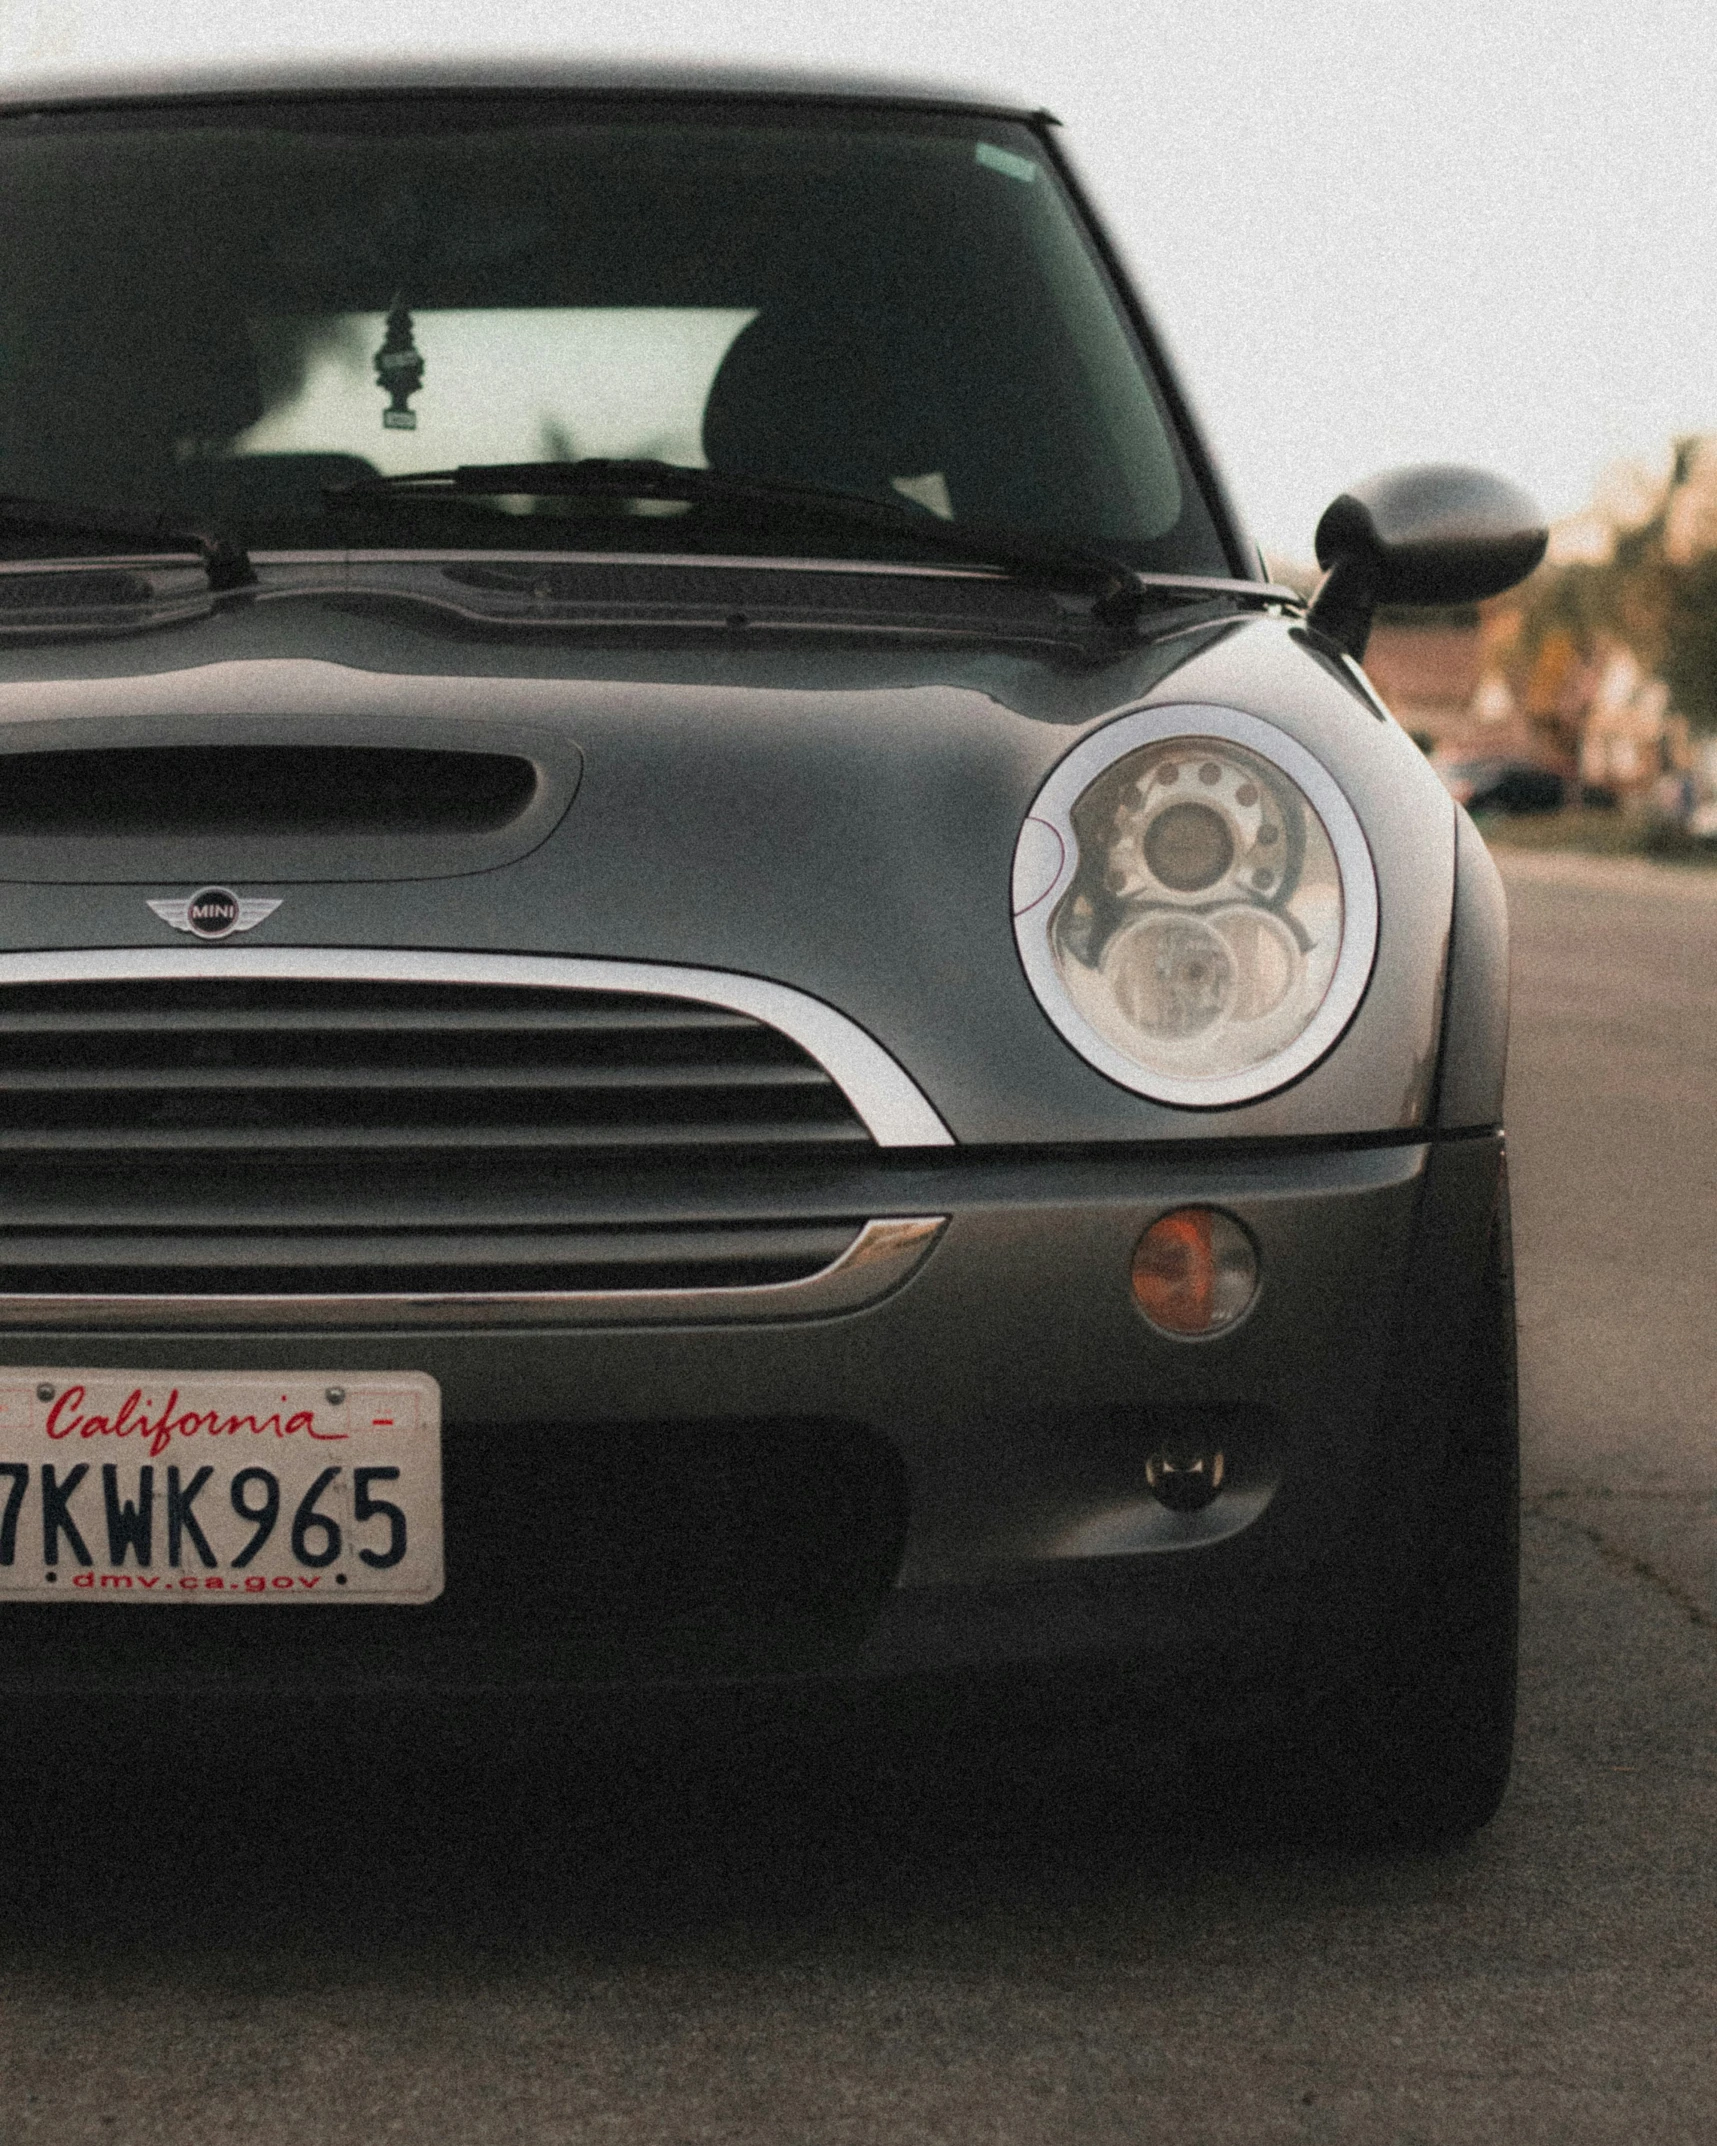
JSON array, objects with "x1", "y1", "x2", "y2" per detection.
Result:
[{"x1": 0, "y1": 1370, "x2": 442, "y2": 1604}]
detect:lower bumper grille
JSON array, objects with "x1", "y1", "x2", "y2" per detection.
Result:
[
  {"x1": 0, "y1": 1417, "x2": 911, "y2": 1692},
  {"x1": 0, "y1": 1215, "x2": 942, "y2": 1327},
  {"x1": 0, "y1": 1220, "x2": 858, "y2": 1298}
]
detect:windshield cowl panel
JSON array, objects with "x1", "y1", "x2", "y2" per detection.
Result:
[
  {"x1": 0, "y1": 560, "x2": 215, "y2": 639},
  {"x1": 0, "y1": 545, "x2": 1295, "y2": 650},
  {"x1": 324, "y1": 552, "x2": 1117, "y2": 650},
  {"x1": 0, "y1": 95, "x2": 1233, "y2": 584},
  {"x1": 0, "y1": 549, "x2": 1295, "y2": 649}
]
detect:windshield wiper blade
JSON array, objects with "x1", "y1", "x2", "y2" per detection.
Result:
[
  {"x1": 0, "y1": 495, "x2": 255, "y2": 591},
  {"x1": 326, "y1": 458, "x2": 1151, "y2": 621}
]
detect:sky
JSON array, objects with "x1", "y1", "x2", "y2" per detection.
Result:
[{"x1": 3, "y1": 0, "x2": 1715, "y2": 562}]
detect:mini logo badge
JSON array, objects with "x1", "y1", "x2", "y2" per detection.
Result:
[{"x1": 147, "y1": 888, "x2": 282, "y2": 940}]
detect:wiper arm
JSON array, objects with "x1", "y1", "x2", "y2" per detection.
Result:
[
  {"x1": 0, "y1": 495, "x2": 255, "y2": 591},
  {"x1": 326, "y1": 458, "x2": 1151, "y2": 622}
]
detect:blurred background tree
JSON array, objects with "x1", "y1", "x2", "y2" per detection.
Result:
[{"x1": 1490, "y1": 436, "x2": 1717, "y2": 741}]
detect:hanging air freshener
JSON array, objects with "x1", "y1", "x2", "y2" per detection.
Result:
[{"x1": 374, "y1": 297, "x2": 424, "y2": 430}]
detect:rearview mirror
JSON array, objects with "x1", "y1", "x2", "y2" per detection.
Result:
[{"x1": 1306, "y1": 464, "x2": 1547, "y2": 660}]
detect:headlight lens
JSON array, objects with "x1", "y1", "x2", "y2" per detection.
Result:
[{"x1": 1012, "y1": 708, "x2": 1378, "y2": 1107}]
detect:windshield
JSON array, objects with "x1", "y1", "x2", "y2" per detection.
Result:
[{"x1": 0, "y1": 96, "x2": 1228, "y2": 572}]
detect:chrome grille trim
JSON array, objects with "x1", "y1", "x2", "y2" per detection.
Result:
[
  {"x1": 0, "y1": 1215, "x2": 946, "y2": 1331},
  {"x1": 0, "y1": 948, "x2": 953, "y2": 1148}
]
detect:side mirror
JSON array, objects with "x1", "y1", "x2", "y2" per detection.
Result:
[{"x1": 1307, "y1": 464, "x2": 1547, "y2": 660}]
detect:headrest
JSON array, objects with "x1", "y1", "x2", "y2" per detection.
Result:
[
  {"x1": 143, "y1": 310, "x2": 268, "y2": 440},
  {"x1": 701, "y1": 309, "x2": 951, "y2": 498}
]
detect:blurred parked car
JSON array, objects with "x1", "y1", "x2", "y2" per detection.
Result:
[
  {"x1": 1647, "y1": 742, "x2": 1717, "y2": 842},
  {"x1": 1435, "y1": 758, "x2": 1567, "y2": 814}
]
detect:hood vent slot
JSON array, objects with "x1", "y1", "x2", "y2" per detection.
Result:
[{"x1": 0, "y1": 746, "x2": 538, "y2": 839}]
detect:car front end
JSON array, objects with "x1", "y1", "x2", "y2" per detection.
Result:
[{"x1": 0, "y1": 64, "x2": 1532, "y2": 1835}]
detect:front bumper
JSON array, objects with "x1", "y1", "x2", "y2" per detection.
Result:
[{"x1": 0, "y1": 1132, "x2": 1503, "y2": 1714}]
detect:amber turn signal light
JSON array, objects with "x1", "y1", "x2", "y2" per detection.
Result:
[{"x1": 1131, "y1": 1207, "x2": 1258, "y2": 1336}]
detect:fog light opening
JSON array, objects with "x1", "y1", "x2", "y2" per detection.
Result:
[
  {"x1": 1130, "y1": 1207, "x2": 1258, "y2": 1336},
  {"x1": 1145, "y1": 1444, "x2": 1227, "y2": 1514}
]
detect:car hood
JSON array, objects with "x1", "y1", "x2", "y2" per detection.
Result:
[{"x1": 0, "y1": 597, "x2": 1454, "y2": 1143}]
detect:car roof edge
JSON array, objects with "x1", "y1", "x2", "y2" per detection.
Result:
[{"x1": 0, "y1": 56, "x2": 1041, "y2": 123}]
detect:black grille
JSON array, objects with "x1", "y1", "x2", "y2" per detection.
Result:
[
  {"x1": 0, "y1": 978, "x2": 875, "y2": 1301},
  {"x1": 0, "y1": 978, "x2": 868, "y2": 1154}
]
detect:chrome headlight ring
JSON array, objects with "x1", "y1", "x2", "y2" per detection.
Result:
[{"x1": 1011, "y1": 705, "x2": 1379, "y2": 1108}]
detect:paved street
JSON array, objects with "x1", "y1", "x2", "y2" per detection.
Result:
[
  {"x1": 3, "y1": 848, "x2": 1717, "y2": 2146},
  {"x1": 1505, "y1": 851, "x2": 1717, "y2": 1624}
]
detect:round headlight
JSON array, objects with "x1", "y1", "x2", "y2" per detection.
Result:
[{"x1": 1012, "y1": 706, "x2": 1378, "y2": 1107}]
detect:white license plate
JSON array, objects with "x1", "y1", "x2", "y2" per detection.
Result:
[{"x1": 0, "y1": 1370, "x2": 442, "y2": 1604}]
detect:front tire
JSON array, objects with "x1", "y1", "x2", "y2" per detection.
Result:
[{"x1": 1303, "y1": 1174, "x2": 1520, "y2": 1847}]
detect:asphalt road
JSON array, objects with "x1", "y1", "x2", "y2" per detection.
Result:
[{"x1": 4, "y1": 847, "x2": 1717, "y2": 2146}]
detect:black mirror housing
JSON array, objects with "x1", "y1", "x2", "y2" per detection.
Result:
[{"x1": 1307, "y1": 464, "x2": 1547, "y2": 660}]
